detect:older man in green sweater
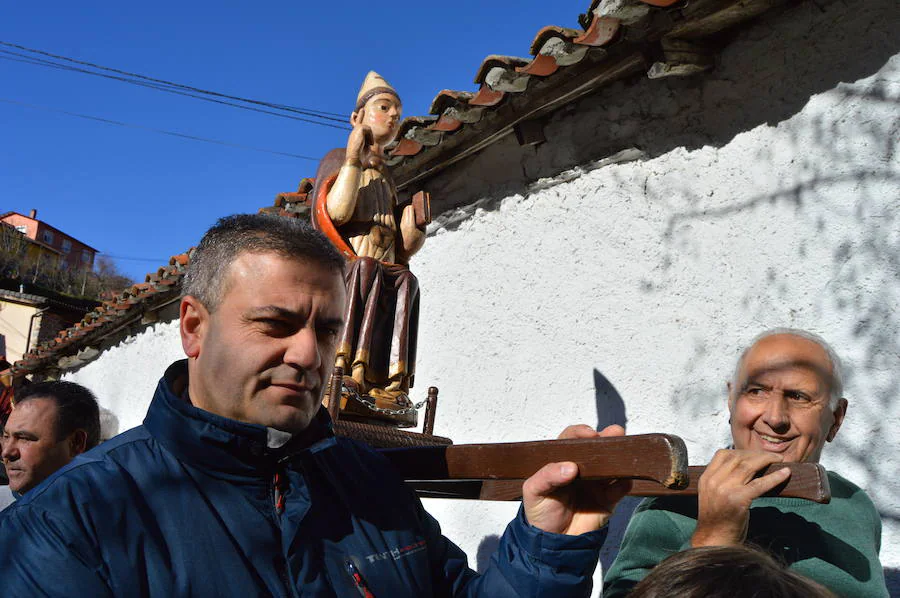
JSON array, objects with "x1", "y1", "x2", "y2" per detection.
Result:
[{"x1": 603, "y1": 329, "x2": 888, "y2": 597}]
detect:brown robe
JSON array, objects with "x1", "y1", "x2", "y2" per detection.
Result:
[{"x1": 312, "y1": 149, "x2": 420, "y2": 392}]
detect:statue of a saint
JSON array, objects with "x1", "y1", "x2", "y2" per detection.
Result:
[{"x1": 311, "y1": 72, "x2": 428, "y2": 427}]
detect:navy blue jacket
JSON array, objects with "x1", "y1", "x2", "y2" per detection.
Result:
[{"x1": 0, "y1": 361, "x2": 605, "y2": 596}]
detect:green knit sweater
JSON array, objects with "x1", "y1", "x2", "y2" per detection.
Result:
[{"x1": 603, "y1": 471, "x2": 887, "y2": 597}]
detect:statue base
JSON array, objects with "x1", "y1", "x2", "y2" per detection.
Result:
[{"x1": 331, "y1": 378, "x2": 418, "y2": 428}]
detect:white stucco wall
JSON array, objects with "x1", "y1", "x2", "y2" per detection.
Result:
[
  {"x1": 413, "y1": 0, "x2": 900, "y2": 591},
  {"x1": 64, "y1": 0, "x2": 898, "y2": 593},
  {"x1": 65, "y1": 320, "x2": 184, "y2": 435}
]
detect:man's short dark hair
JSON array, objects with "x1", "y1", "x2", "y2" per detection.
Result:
[
  {"x1": 182, "y1": 214, "x2": 346, "y2": 312},
  {"x1": 16, "y1": 381, "x2": 101, "y2": 450},
  {"x1": 629, "y1": 546, "x2": 836, "y2": 598}
]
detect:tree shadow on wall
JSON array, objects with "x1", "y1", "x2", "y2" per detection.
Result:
[
  {"x1": 631, "y1": 63, "x2": 900, "y2": 591},
  {"x1": 646, "y1": 169, "x2": 900, "y2": 529}
]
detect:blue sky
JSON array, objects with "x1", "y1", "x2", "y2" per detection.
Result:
[{"x1": 2, "y1": 1, "x2": 586, "y2": 282}]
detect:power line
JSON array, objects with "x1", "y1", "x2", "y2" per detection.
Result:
[
  {"x1": 0, "y1": 40, "x2": 351, "y2": 130},
  {"x1": 0, "y1": 51, "x2": 350, "y2": 131},
  {"x1": 0, "y1": 40, "x2": 346, "y2": 118},
  {"x1": 0, "y1": 97, "x2": 320, "y2": 161},
  {"x1": 96, "y1": 253, "x2": 170, "y2": 263}
]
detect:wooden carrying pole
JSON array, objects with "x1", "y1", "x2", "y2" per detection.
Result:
[
  {"x1": 382, "y1": 434, "x2": 689, "y2": 489},
  {"x1": 380, "y1": 437, "x2": 831, "y2": 504}
]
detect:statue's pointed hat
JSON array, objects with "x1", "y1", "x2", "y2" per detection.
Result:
[{"x1": 355, "y1": 71, "x2": 400, "y2": 111}]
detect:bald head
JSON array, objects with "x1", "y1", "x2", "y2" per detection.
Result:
[{"x1": 731, "y1": 329, "x2": 843, "y2": 409}]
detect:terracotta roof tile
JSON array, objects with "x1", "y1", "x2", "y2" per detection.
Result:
[
  {"x1": 429, "y1": 115, "x2": 463, "y2": 133},
  {"x1": 573, "y1": 16, "x2": 621, "y2": 46},
  {"x1": 474, "y1": 55, "x2": 532, "y2": 94},
  {"x1": 529, "y1": 26, "x2": 583, "y2": 55},
  {"x1": 521, "y1": 27, "x2": 591, "y2": 76},
  {"x1": 170, "y1": 253, "x2": 190, "y2": 268},
  {"x1": 640, "y1": 0, "x2": 682, "y2": 6},
  {"x1": 468, "y1": 85, "x2": 506, "y2": 107},
  {"x1": 429, "y1": 90, "x2": 474, "y2": 114},
  {"x1": 9, "y1": 245, "x2": 197, "y2": 377},
  {"x1": 474, "y1": 55, "x2": 531, "y2": 86},
  {"x1": 516, "y1": 54, "x2": 560, "y2": 77},
  {"x1": 389, "y1": 139, "x2": 424, "y2": 157}
]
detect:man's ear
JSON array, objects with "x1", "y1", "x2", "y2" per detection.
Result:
[
  {"x1": 68, "y1": 429, "x2": 88, "y2": 455},
  {"x1": 350, "y1": 110, "x2": 360, "y2": 127},
  {"x1": 826, "y1": 398, "x2": 848, "y2": 442},
  {"x1": 180, "y1": 296, "x2": 209, "y2": 359}
]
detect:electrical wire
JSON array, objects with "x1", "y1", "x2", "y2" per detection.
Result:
[
  {"x1": 0, "y1": 97, "x2": 320, "y2": 161},
  {"x1": 96, "y1": 254, "x2": 171, "y2": 263},
  {"x1": 0, "y1": 40, "x2": 345, "y2": 118},
  {"x1": 0, "y1": 51, "x2": 350, "y2": 130},
  {"x1": 0, "y1": 40, "x2": 351, "y2": 129}
]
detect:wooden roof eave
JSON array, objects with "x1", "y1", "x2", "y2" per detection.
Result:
[{"x1": 391, "y1": 47, "x2": 648, "y2": 194}]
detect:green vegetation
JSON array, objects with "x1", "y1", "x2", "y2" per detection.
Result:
[{"x1": 0, "y1": 224, "x2": 134, "y2": 301}]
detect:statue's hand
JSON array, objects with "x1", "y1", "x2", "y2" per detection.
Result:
[{"x1": 347, "y1": 109, "x2": 373, "y2": 163}]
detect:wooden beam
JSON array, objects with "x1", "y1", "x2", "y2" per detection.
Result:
[
  {"x1": 407, "y1": 462, "x2": 831, "y2": 504},
  {"x1": 382, "y1": 433, "x2": 689, "y2": 488}
]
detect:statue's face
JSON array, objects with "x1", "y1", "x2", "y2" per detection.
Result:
[{"x1": 356, "y1": 93, "x2": 402, "y2": 146}]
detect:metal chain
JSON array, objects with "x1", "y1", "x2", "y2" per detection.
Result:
[{"x1": 341, "y1": 383, "x2": 427, "y2": 416}]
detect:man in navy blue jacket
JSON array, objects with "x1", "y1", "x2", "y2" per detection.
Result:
[{"x1": 0, "y1": 214, "x2": 629, "y2": 596}]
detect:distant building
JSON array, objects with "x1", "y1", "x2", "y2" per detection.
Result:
[
  {"x1": 0, "y1": 286, "x2": 97, "y2": 364},
  {"x1": 0, "y1": 210, "x2": 97, "y2": 270}
]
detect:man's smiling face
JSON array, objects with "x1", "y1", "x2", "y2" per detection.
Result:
[{"x1": 729, "y1": 334, "x2": 847, "y2": 463}]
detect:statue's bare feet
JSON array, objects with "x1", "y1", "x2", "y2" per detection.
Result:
[
  {"x1": 351, "y1": 364, "x2": 367, "y2": 392},
  {"x1": 369, "y1": 387, "x2": 411, "y2": 407},
  {"x1": 342, "y1": 375, "x2": 361, "y2": 395}
]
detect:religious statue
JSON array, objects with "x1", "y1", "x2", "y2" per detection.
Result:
[{"x1": 311, "y1": 72, "x2": 430, "y2": 427}]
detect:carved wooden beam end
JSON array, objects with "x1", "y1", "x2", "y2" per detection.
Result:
[{"x1": 631, "y1": 463, "x2": 831, "y2": 503}]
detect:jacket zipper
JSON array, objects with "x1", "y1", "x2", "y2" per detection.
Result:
[{"x1": 271, "y1": 458, "x2": 296, "y2": 596}]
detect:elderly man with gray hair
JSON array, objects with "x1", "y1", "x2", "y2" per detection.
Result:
[{"x1": 604, "y1": 329, "x2": 888, "y2": 597}]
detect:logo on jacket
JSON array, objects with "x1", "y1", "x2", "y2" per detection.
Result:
[{"x1": 364, "y1": 539, "x2": 427, "y2": 564}]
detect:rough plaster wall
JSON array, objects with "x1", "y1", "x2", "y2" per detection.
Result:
[
  {"x1": 63, "y1": 320, "x2": 184, "y2": 434},
  {"x1": 414, "y1": 0, "x2": 900, "y2": 593},
  {"x1": 57, "y1": 0, "x2": 899, "y2": 594}
]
